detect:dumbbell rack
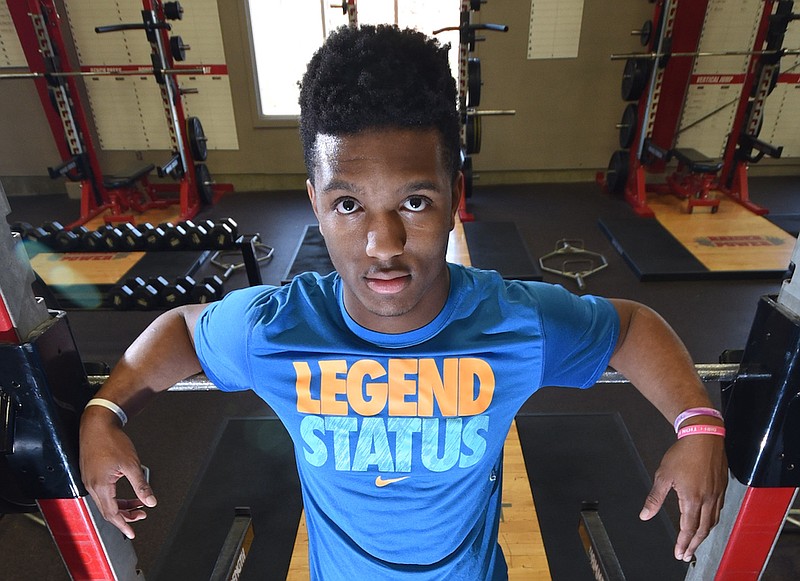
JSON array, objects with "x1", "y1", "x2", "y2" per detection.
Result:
[{"x1": 607, "y1": 0, "x2": 783, "y2": 217}]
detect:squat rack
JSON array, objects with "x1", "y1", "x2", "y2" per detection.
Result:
[{"x1": 5, "y1": 0, "x2": 232, "y2": 227}]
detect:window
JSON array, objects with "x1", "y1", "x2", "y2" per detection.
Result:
[{"x1": 246, "y1": 0, "x2": 460, "y2": 118}]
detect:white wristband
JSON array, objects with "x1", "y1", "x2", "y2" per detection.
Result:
[{"x1": 85, "y1": 398, "x2": 128, "y2": 426}]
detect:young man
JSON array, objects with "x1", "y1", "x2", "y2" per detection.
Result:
[{"x1": 80, "y1": 25, "x2": 727, "y2": 579}]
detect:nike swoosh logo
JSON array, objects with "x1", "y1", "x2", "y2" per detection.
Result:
[{"x1": 375, "y1": 476, "x2": 410, "y2": 487}]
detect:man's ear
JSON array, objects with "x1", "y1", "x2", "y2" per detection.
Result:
[
  {"x1": 306, "y1": 179, "x2": 324, "y2": 237},
  {"x1": 449, "y1": 171, "x2": 464, "y2": 230}
]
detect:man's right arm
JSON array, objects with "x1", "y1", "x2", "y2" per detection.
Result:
[{"x1": 79, "y1": 303, "x2": 208, "y2": 539}]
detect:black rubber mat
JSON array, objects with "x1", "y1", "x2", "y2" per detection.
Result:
[
  {"x1": 767, "y1": 214, "x2": 800, "y2": 237},
  {"x1": 598, "y1": 216, "x2": 710, "y2": 281},
  {"x1": 463, "y1": 221, "x2": 542, "y2": 280},
  {"x1": 516, "y1": 413, "x2": 687, "y2": 580},
  {"x1": 282, "y1": 224, "x2": 333, "y2": 284},
  {"x1": 599, "y1": 216, "x2": 788, "y2": 281},
  {"x1": 150, "y1": 418, "x2": 302, "y2": 581}
]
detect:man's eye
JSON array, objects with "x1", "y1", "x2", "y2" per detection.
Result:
[
  {"x1": 402, "y1": 196, "x2": 429, "y2": 212},
  {"x1": 335, "y1": 198, "x2": 360, "y2": 214}
]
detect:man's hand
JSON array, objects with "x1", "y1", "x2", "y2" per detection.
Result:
[
  {"x1": 79, "y1": 407, "x2": 157, "y2": 539},
  {"x1": 639, "y1": 434, "x2": 728, "y2": 562}
]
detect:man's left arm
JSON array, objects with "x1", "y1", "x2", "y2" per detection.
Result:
[{"x1": 608, "y1": 298, "x2": 728, "y2": 562}]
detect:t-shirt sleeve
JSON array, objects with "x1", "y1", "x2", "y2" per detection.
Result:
[
  {"x1": 194, "y1": 286, "x2": 272, "y2": 392},
  {"x1": 534, "y1": 285, "x2": 620, "y2": 388}
]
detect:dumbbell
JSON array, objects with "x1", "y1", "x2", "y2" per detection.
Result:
[
  {"x1": 27, "y1": 221, "x2": 65, "y2": 249},
  {"x1": 162, "y1": 275, "x2": 196, "y2": 307},
  {"x1": 10, "y1": 222, "x2": 34, "y2": 238},
  {"x1": 151, "y1": 275, "x2": 204, "y2": 309},
  {"x1": 104, "y1": 223, "x2": 144, "y2": 252},
  {"x1": 189, "y1": 275, "x2": 225, "y2": 304},
  {"x1": 108, "y1": 284, "x2": 134, "y2": 310},
  {"x1": 80, "y1": 227, "x2": 106, "y2": 252},
  {"x1": 109, "y1": 278, "x2": 157, "y2": 310},
  {"x1": 53, "y1": 226, "x2": 89, "y2": 252},
  {"x1": 179, "y1": 220, "x2": 210, "y2": 250},
  {"x1": 146, "y1": 276, "x2": 170, "y2": 308},
  {"x1": 139, "y1": 223, "x2": 168, "y2": 251},
  {"x1": 128, "y1": 277, "x2": 159, "y2": 310},
  {"x1": 162, "y1": 222, "x2": 189, "y2": 250},
  {"x1": 207, "y1": 218, "x2": 239, "y2": 249}
]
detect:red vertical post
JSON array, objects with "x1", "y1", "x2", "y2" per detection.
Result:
[
  {"x1": 38, "y1": 498, "x2": 119, "y2": 581},
  {"x1": 715, "y1": 487, "x2": 797, "y2": 580}
]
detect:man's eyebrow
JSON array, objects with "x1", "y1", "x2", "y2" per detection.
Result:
[
  {"x1": 404, "y1": 181, "x2": 442, "y2": 194},
  {"x1": 321, "y1": 179, "x2": 360, "y2": 194}
]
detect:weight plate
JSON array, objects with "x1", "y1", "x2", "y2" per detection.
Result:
[
  {"x1": 621, "y1": 58, "x2": 650, "y2": 101},
  {"x1": 462, "y1": 154, "x2": 473, "y2": 199},
  {"x1": 170, "y1": 36, "x2": 186, "y2": 62},
  {"x1": 468, "y1": 57, "x2": 481, "y2": 108},
  {"x1": 195, "y1": 163, "x2": 214, "y2": 205},
  {"x1": 164, "y1": 1, "x2": 183, "y2": 20},
  {"x1": 187, "y1": 116, "x2": 208, "y2": 162},
  {"x1": 640, "y1": 20, "x2": 653, "y2": 46},
  {"x1": 466, "y1": 115, "x2": 481, "y2": 155},
  {"x1": 619, "y1": 103, "x2": 638, "y2": 149},
  {"x1": 606, "y1": 150, "x2": 629, "y2": 195}
]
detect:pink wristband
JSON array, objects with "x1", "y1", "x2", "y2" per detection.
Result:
[
  {"x1": 673, "y1": 407, "x2": 723, "y2": 433},
  {"x1": 677, "y1": 424, "x2": 726, "y2": 439}
]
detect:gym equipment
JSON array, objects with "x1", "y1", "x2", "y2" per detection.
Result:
[
  {"x1": 188, "y1": 117, "x2": 208, "y2": 162},
  {"x1": 467, "y1": 57, "x2": 481, "y2": 107},
  {"x1": 461, "y1": 152, "x2": 475, "y2": 199},
  {"x1": 617, "y1": 104, "x2": 638, "y2": 149},
  {"x1": 605, "y1": 150, "x2": 629, "y2": 195},
  {"x1": 331, "y1": 0, "x2": 358, "y2": 28},
  {"x1": 538, "y1": 240, "x2": 608, "y2": 291},
  {"x1": 465, "y1": 115, "x2": 481, "y2": 154},
  {"x1": 578, "y1": 502, "x2": 625, "y2": 581},
  {"x1": 16, "y1": 218, "x2": 243, "y2": 253},
  {"x1": 210, "y1": 234, "x2": 274, "y2": 283},
  {"x1": 194, "y1": 163, "x2": 215, "y2": 205},
  {"x1": 4, "y1": 180, "x2": 800, "y2": 578},
  {"x1": 169, "y1": 35, "x2": 190, "y2": 62},
  {"x1": 611, "y1": 47, "x2": 800, "y2": 64},
  {"x1": 4, "y1": 0, "x2": 229, "y2": 228},
  {"x1": 209, "y1": 508, "x2": 255, "y2": 581},
  {"x1": 605, "y1": 0, "x2": 793, "y2": 217},
  {"x1": 620, "y1": 58, "x2": 650, "y2": 101},
  {"x1": 632, "y1": 20, "x2": 653, "y2": 47},
  {"x1": 434, "y1": 1, "x2": 509, "y2": 222},
  {"x1": 163, "y1": 1, "x2": 184, "y2": 20}
]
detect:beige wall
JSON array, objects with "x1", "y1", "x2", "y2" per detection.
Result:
[{"x1": 0, "y1": 0, "x2": 797, "y2": 196}]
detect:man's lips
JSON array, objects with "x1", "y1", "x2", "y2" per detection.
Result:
[{"x1": 364, "y1": 271, "x2": 411, "y2": 294}]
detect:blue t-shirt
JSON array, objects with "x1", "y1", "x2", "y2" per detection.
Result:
[{"x1": 195, "y1": 263, "x2": 619, "y2": 580}]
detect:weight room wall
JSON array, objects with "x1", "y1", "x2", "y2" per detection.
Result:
[{"x1": 0, "y1": 0, "x2": 797, "y2": 196}]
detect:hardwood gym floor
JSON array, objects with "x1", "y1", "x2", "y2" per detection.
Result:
[{"x1": 1, "y1": 177, "x2": 799, "y2": 579}]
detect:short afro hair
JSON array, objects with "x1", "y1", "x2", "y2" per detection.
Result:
[{"x1": 299, "y1": 25, "x2": 461, "y2": 182}]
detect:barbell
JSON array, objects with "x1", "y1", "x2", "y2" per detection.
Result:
[
  {"x1": 612, "y1": 48, "x2": 800, "y2": 64},
  {"x1": 0, "y1": 67, "x2": 207, "y2": 82},
  {"x1": 85, "y1": 363, "x2": 753, "y2": 391}
]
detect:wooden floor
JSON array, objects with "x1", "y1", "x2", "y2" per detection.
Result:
[
  {"x1": 650, "y1": 193, "x2": 795, "y2": 272},
  {"x1": 286, "y1": 219, "x2": 552, "y2": 579}
]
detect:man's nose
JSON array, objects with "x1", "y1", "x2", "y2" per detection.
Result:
[{"x1": 366, "y1": 211, "x2": 406, "y2": 260}]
